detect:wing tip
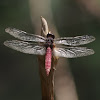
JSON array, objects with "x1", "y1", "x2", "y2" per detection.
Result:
[
  {"x1": 5, "y1": 27, "x2": 11, "y2": 33},
  {"x1": 90, "y1": 35, "x2": 96, "y2": 42},
  {"x1": 84, "y1": 35, "x2": 95, "y2": 42},
  {"x1": 4, "y1": 40, "x2": 10, "y2": 47},
  {"x1": 4, "y1": 40, "x2": 17, "y2": 47},
  {"x1": 87, "y1": 49, "x2": 95, "y2": 56}
]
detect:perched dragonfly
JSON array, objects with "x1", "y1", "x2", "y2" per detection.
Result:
[{"x1": 4, "y1": 27, "x2": 95, "y2": 75}]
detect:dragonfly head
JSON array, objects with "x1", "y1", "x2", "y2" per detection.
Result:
[{"x1": 47, "y1": 31, "x2": 55, "y2": 39}]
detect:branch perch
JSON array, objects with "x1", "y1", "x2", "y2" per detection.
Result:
[{"x1": 38, "y1": 17, "x2": 58, "y2": 100}]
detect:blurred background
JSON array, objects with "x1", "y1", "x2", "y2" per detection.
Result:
[{"x1": 0, "y1": 0, "x2": 100, "y2": 100}]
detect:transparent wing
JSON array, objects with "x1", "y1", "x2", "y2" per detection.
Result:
[
  {"x1": 54, "y1": 35, "x2": 95, "y2": 46},
  {"x1": 4, "y1": 40, "x2": 46, "y2": 55},
  {"x1": 5, "y1": 27, "x2": 46, "y2": 42},
  {"x1": 53, "y1": 46, "x2": 94, "y2": 58}
]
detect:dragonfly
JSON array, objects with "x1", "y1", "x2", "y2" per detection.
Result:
[{"x1": 4, "y1": 27, "x2": 95, "y2": 76}]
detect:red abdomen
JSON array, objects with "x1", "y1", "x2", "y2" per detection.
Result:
[{"x1": 45, "y1": 47, "x2": 52, "y2": 76}]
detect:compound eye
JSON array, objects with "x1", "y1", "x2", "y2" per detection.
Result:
[
  {"x1": 52, "y1": 35, "x2": 55, "y2": 39},
  {"x1": 48, "y1": 39, "x2": 50, "y2": 42}
]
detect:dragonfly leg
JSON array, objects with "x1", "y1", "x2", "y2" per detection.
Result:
[{"x1": 53, "y1": 67, "x2": 56, "y2": 70}]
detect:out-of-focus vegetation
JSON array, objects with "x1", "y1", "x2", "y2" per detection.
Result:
[{"x1": 0, "y1": 0, "x2": 100, "y2": 100}]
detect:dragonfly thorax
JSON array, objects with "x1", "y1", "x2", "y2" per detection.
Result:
[
  {"x1": 45, "y1": 33, "x2": 55, "y2": 49},
  {"x1": 45, "y1": 37, "x2": 54, "y2": 49}
]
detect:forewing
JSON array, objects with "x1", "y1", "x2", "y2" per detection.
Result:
[
  {"x1": 4, "y1": 40, "x2": 46, "y2": 55},
  {"x1": 5, "y1": 27, "x2": 46, "y2": 42},
  {"x1": 53, "y1": 46, "x2": 94, "y2": 58},
  {"x1": 54, "y1": 35, "x2": 95, "y2": 46}
]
